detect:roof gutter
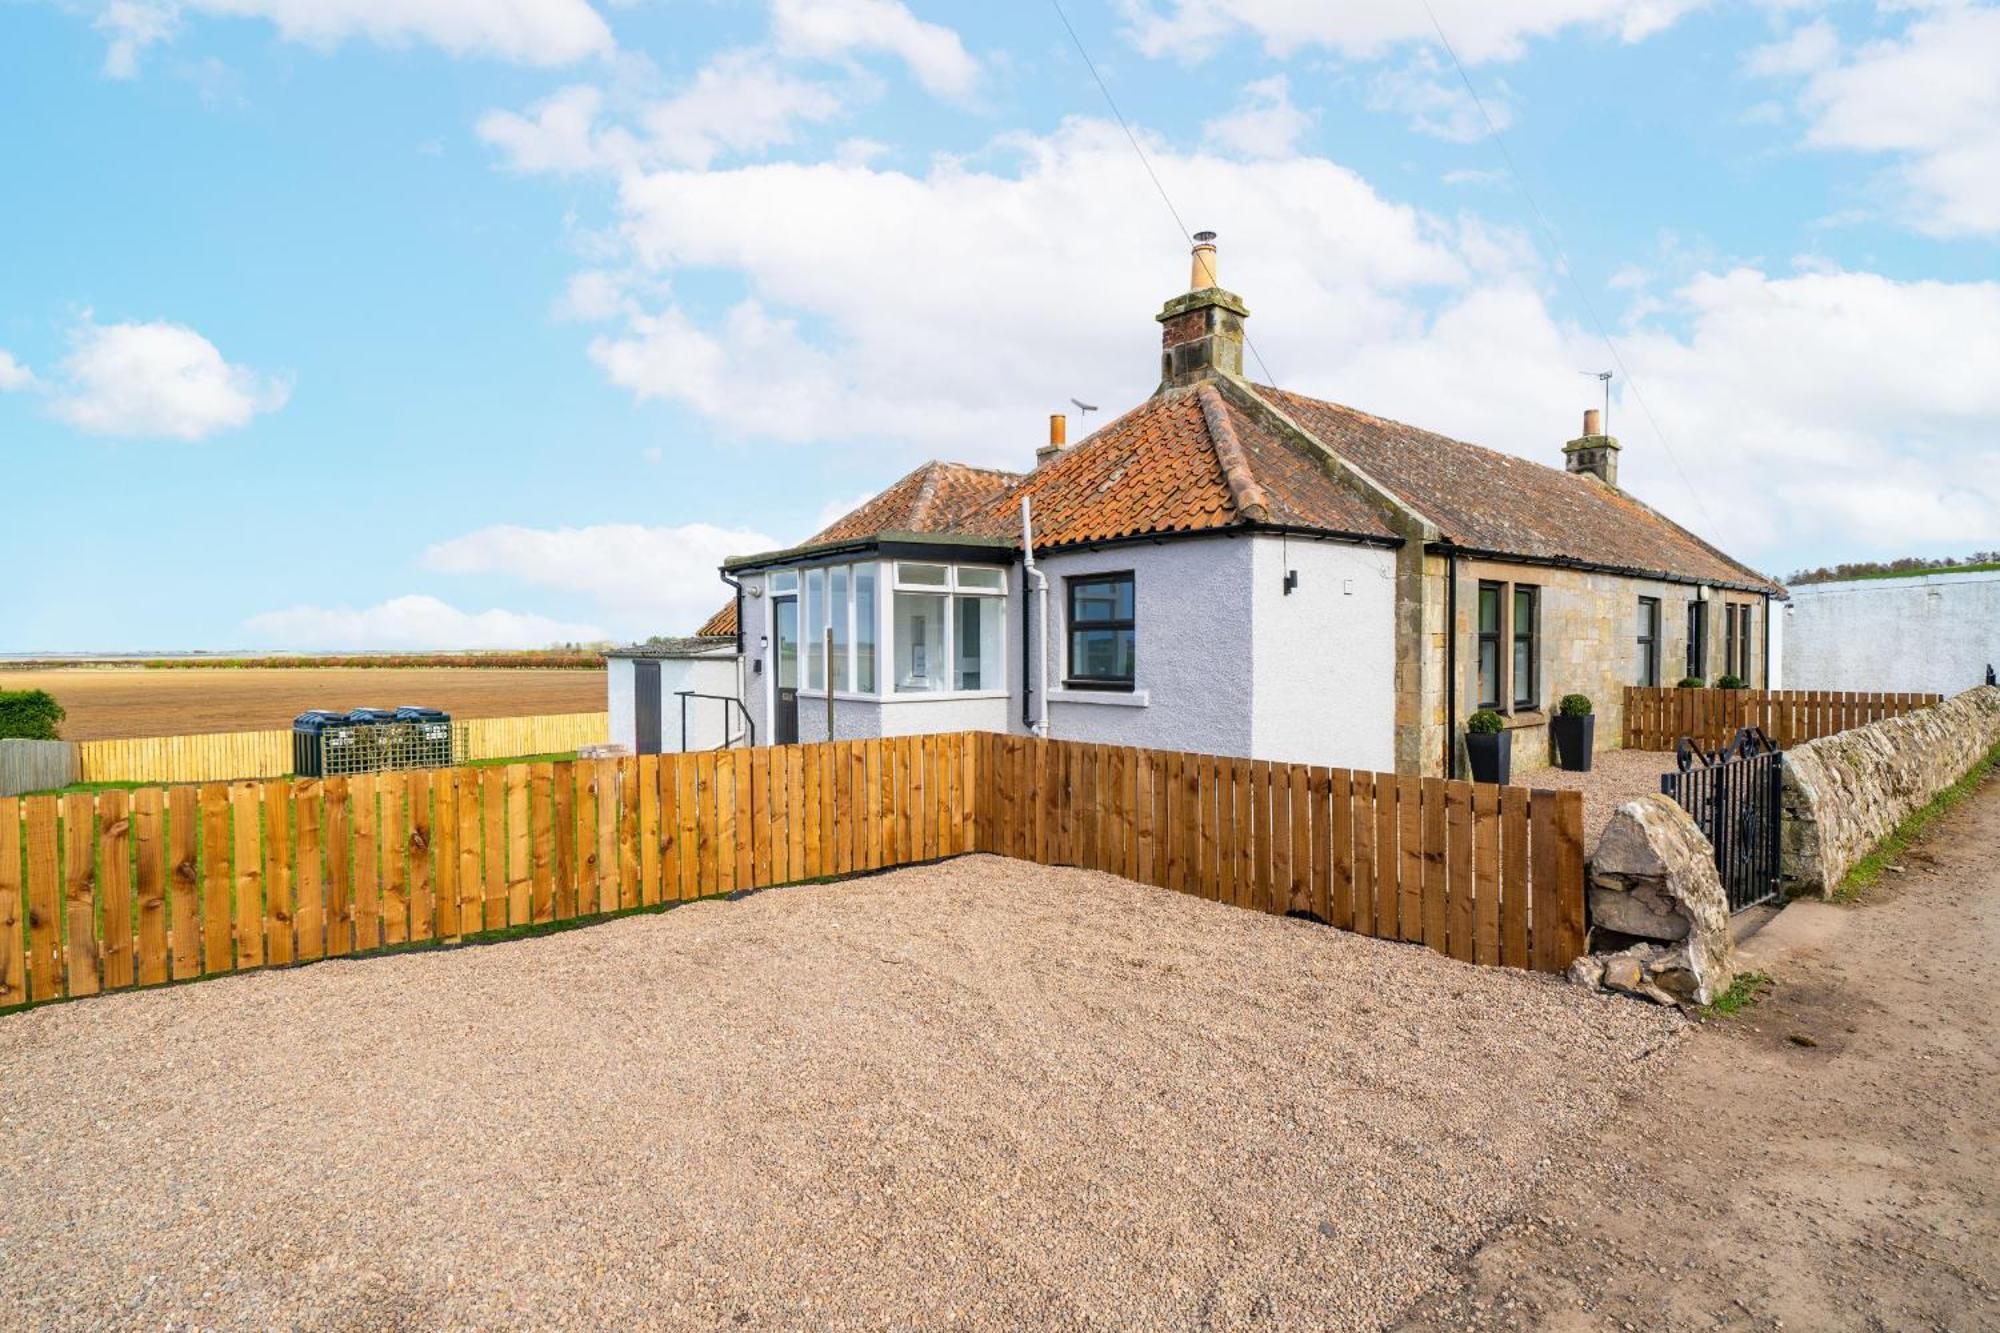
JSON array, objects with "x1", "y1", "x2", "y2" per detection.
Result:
[{"x1": 1426, "y1": 541, "x2": 1782, "y2": 598}]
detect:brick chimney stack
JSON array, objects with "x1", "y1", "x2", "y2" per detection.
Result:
[
  {"x1": 1563, "y1": 408, "x2": 1621, "y2": 486},
  {"x1": 1157, "y1": 231, "x2": 1248, "y2": 389}
]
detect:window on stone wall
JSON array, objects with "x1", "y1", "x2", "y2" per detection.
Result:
[
  {"x1": 1476, "y1": 582, "x2": 1502, "y2": 709},
  {"x1": 1512, "y1": 585, "x2": 1539, "y2": 710},
  {"x1": 1637, "y1": 596, "x2": 1661, "y2": 687}
]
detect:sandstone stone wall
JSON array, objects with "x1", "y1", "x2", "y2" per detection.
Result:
[
  {"x1": 1779, "y1": 684, "x2": 2000, "y2": 896},
  {"x1": 1426, "y1": 557, "x2": 1770, "y2": 778}
]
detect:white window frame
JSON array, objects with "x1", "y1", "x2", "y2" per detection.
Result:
[
  {"x1": 780, "y1": 559, "x2": 1010, "y2": 707},
  {"x1": 890, "y1": 562, "x2": 1009, "y2": 699}
]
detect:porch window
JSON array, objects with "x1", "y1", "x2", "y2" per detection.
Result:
[
  {"x1": 854, "y1": 566, "x2": 877, "y2": 692},
  {"x1": 1636, "y1": 596, "x2": 1661, "y2": 687},
  {"x1": 1476, "y1": 583, "x2": 1502, "y2": 709},
  {"x1": 1067, "y1": 572, "x2": 1136, "y2": 688},
  {"x1": 892, "y1": 562, "x2": 1006, "y2": 695},
  {"x1": 829, "y1": 566, "x2": 850, "y2": 692},
  {"x1": 804, "y1": 568, "x2": 826, "y2": 691},
  {"x1": 1512, "y1": 585, "x2": 1539, "y2": 710}
]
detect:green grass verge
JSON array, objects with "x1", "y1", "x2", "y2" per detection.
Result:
[
  {"x1": 1839, "y1": 740, "x2": 2000, "y2": 900},
  {"x1": 1701, "y1": 970, "x2": 1772, "y2": 1019}
]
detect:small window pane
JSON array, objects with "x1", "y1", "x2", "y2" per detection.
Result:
[
  {"x1": 898, "y1": 562, "x2": 948, "y2": 587},
  {"x1": 1071, "y1": 628, "x2": 1135, "y2": 681},
  {"x1": 954, "y1": 595, "x2": 1001, "y2": 690},
  {"x1": 805, "y1": 568, "x2": 826, "y2": 690},
  {"x1": 893, "y1": 592, "x2": 948, "y2": 692},
  {"x1": 775, "y1": 597, "x2": 798, "y2": 690},
  {"x1": 1072, "y1": 577, "x2": 1133, "y2": 623},
  {"x1": 1477, "y1": 640, "x2": 1499, "y2": 709},
  {"x1": 955, "y1": 566, "x2": 1004, "y2": 592},
  {"x1": 1478, "y1": 585, "x2": 1499, "y2": 634},
  {"x1": 829, "y1": 566, "x2": 850, "y2": 692},
  {"x1": 1513, "y1": 640, "x2": 1531, "y2": 700},
  {"x1": 854, "y1": 566, "x2": 877, "y2": 693},
  {"x1": 769, "y1": 571, "x2": 798, "y2": 594}
]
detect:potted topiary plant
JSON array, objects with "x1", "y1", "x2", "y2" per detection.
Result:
[
  {"x1": 1715, "y1": 674, "x2": 1746, "y2": 690},
  {"x1": 1677, "y1": 676, "x2": 1705, "y2": 689},
  {"x1": 1464, "y1": 708, "x2": 1510, "y2": 784},
  {"x1": 1552, "y1": 693, "x2": 1594, "y2": 772}
]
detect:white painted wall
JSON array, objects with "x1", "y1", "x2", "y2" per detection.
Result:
[
  {"x1": 606, "y1": 652, "x2": 739, "y2": 752},
  {"x1": 1250, "y1": 534, "x2": 1398, "y2": 772},
  {"x1": 1782, "y1": 571, "x2": 2000, "y2": 695},
  {"x1": 1029, "y1": 537, "x2": 1255, "y2": 755}
]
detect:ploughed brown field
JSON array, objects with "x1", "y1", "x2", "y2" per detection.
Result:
[{"x1": 0, "y1": 668, "x2": 607, "y2": 741}]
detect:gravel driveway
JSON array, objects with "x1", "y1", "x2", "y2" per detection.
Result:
[
  {"x1": 0, "y1": 855, "x2": 1680, "y2": 1331},
  {"x1": 1518, "y1": 748, "x2": 1679, "y2": 849}
]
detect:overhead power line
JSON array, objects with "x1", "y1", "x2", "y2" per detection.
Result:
[
  {"x1": 1417, "y1": 0, "x2": 1725, "y2": 544},
  {"x1": 1045, "y1": 0, "x2": 1282, "y2": 388}
]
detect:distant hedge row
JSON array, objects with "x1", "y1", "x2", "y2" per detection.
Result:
[{"x1": 0, "y1": 689, "x2": 65, "y2": 740}]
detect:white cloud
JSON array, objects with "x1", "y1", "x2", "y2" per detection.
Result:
[
  {"x1": 1118, "y1": 0, "x2": 1701, "y2": 65},
  {"x1": 1744, "y1": 18, "x2": 1838, "y2": 78},
  {"x1": 584, "y1": 117, "x2": 1472, "y2": 464},
  {"x1": 536, "y1": 112, "x2": 2000, "y2": 573},
  {"x1": 92, "y1": 0, "x2": 613, "y2": 75},
  {"x1": 1366, "y1": 50, "x2": 1510, "y2": 142},
  {"x1": 243, "y1": 595, "x2": 607, "y2": 651},
  {"x1": 1613, "y1": 267, "x2": 2000, "y2": 555},
  {"x1": 0, "y1": 350, "x2": 35, "y2": 392},
  {"x1": 1758, "y1": 6, "x2": 2000, "y2": 236},
  {"x1": 48, "y1": 318, "x2": 289, "y2": 440},
  {"x1": 479, "y1": 53, "x2": 842, "y2": 175},
  {"x1": 1202, "y1": 75, "x2": 1311, "y2": 159},
  {"x1": 770, "y1": 0, "x2": 979, "y2": 97},
  {"x1": 423, "y1": 520, "x2": 779, "y2": 634}
]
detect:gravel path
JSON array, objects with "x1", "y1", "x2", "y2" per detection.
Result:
[
  {"x1": 1517, "y1": 748, "x2": 1678, "y2": 849},
  {"x1": 0, "y1": 856, "x2": 1681, "y2": 1331}
]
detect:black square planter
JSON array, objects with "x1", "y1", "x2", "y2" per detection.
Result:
[
  {"x1": 1552, "y1": 714, "x2": 1596, "y2": 772},
  {"x1": 1465, "y1": 729, "x2": 1512, "y2": 785}
]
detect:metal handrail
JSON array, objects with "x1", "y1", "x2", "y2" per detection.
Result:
[{"x1": 675, "y1": 691, "x2": 754, "y2": 752}]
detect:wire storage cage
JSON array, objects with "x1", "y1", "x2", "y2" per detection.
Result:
[{"x1": 292, "y1": 706, "x2": 454, "y2": 778}]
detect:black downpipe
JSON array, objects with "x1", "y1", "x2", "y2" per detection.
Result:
[
  {"x1": 1443, "y1": 549, "x2": 1457, "y2": 779},
  {"x1": 717, "y1": 568, "x2": 746, "y2": 656}
]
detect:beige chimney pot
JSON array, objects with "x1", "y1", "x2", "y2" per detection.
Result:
[
  {"x1": 1189, "y1": 232, "x2": 1218, "y2": 290},
  {"x1": 1583, "y1": 407, "x2": 1602, "y2": 437}
]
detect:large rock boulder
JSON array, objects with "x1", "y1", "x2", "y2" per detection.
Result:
[{"x1": 1580, "y1": 795, "x2": 1735, "y2": 1007}]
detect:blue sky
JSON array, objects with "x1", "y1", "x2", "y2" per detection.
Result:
[{"x1": 3, "y1": 0, "x2": 1995, "y2": 652}]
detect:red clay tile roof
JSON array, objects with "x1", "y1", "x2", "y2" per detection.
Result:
[
  {"x1": 952, "y1": 387, "x2": 1396, "y2": 547},
  {"x1": 695, "y1": 602, "x2": 737, "y2": 638},
  {"x1": 695, "y1": 461, "x2": 1022, "y2": 635},
  {"x1": 698, "y1": 377, "x2": 1775, "y2": 634},
  {"x1": 1260, "y1": 387, "x2": 1779, "y2": 591}
]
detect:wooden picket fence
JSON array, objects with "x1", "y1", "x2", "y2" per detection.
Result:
[
  {"x1": 71, "y1": 711, "x2": 610, "y2": 786},
  {"x1": 983, "y1": 736, "x2": 1585, "y2": 973},
  {"x1": 0, "y1": 732, "x2": 1588, "y2": 1012},
  {"x1": 1622, "y1": 688, "x2": 1942, "y2": 751}
]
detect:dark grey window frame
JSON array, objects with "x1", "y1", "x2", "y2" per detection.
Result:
[
  {"x1": 1687, "y1": 598, "x2": 1707, "y2": 680},
  {"x1": 1064, "y1": 570, "x2": 1136, "y2": 691},
  {"x1": 1475, "y1": 582, "x2": 1502, "y2": 710},
  {"x1": 1511, "y1": 584, "x2": 1539, "y2": 711},
  {"x1": 1637, "y1": 596, "x2": 1662, "y2": 687}
]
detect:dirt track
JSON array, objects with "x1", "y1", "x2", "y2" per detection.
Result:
[
  {"x1": 1397, "y1": 765, "x2": 2000, "y2": 1331},
  {"x1": 0, "y1": 668, "x2": 606, "y2": 739}
]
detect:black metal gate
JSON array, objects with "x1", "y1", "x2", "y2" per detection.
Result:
[{"x1": 1659, "y1": 728, "x2": 1783, "y2": 912}]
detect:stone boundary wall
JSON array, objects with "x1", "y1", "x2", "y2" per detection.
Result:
[{"x1": 1779, "y1": 685, "x2": 2000, "y2": 896}]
